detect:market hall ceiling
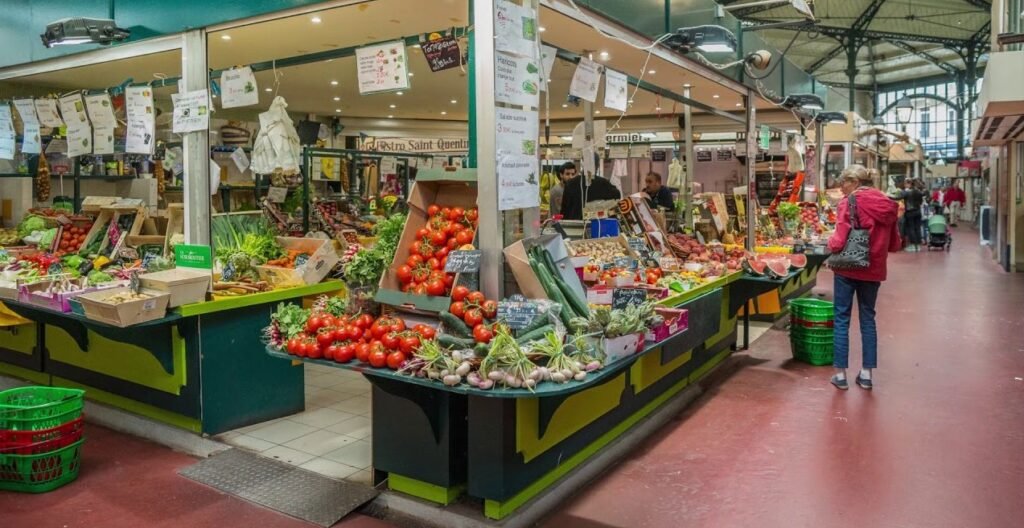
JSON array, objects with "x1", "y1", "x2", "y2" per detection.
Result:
[{"x1": 721, "y1": 0, "x2": 992, "y2": 87}]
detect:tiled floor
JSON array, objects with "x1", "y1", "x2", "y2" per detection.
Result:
[{"x1": 215, "y1": 364, "x2": 373, "y2": 484}]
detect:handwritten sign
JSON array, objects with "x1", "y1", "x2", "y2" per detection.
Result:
[
  {"x1": 659, "y1": 256, "x2": 681, "y2": 270},
  {"x1": 612, "y1": 288, "x2": 647, "y2": 310},
  {"x1": 498, "y1": 294, "x2": 539, "y2": 329},
  {"x1": 422, "y1": 36, "x2": 461, "y2": 72},
  {"x1": 267, "y1": 186, "x2": 288, "y2": 203},
  {"x1": 613, "y1": 255, "x2": 633, "y2": 269},
  {"x1": 356, "y1": 40, "x2": 410, "y2": 95},
  {"x1": 445, "y1": 250, "x2": 482, "y2": 273},
  {"x1": 627, "y1": 237, "x2": 648, "y2": 254},
  {"x1": 696, "y1": 149, "x2": 713, "y2": 162}
]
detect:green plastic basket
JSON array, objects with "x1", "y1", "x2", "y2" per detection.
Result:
[
  {"x1": 788, "y1": 298, "x2": 834, "y2": 322},
  {"x1": 0, "y1": 439, "x2": 83, "y2": 493},
  {"x1": 790, "y1": 325, "x2": 835, "y2": 340},
  {"x1": 0, "y1": 387, "x2": 85, "y2": 431},
  {"x1": 791, "y1": 338, "x2": 834, "y2": 366}
]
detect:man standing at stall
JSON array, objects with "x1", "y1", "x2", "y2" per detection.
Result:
[
  {"x1": 548, "y1": 162, "x2": 576, "y2": 218},
  {"x1": 643, "y1": 171, "x2": 676, "y2": 212},
  {"x1": 559, "y1": 171, "x2": 622, "y2": 220}
]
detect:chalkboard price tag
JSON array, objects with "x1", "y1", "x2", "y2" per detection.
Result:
[
  {"x1": 613, "y1": 255, "x2": 632, "y2": 269},
  {"x1": 627, "y1": 237, "x2": 648, "y2": 254},
  {"x1": 612, "y1": 287, "x2": 647, "y2": 309},
  {"x1": 445, "y1": 250, "x2": 482, "y2": 273},
  {"x1": 294, "y1": 254, "x2": 310, "y2": 268},
  {"x1": 421, "y1": 36, "x2": 461, "y2": 72},
  {"x1": 498, "y1": 294, "x2": 539, "y2": 329}
]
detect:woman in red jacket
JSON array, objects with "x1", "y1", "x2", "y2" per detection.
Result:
[{"x1": 826, "y1": 165, "x2": 902, "y2": 390}]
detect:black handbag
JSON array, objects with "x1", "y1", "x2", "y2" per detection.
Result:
[{"x1": 826, "y1": 192, "x2": 871, "y2": 269}]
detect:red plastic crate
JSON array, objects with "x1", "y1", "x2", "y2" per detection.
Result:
[
  {"x1": 791, "y1": 317, "x2": 834, "y2": 328},
  {"x1": 0, "y1": 418, "x2": 85, "y2": 455}
]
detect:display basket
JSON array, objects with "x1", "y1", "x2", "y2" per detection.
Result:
[
  {"x1": 0, "y1": 439, "x2": 84, "y2": 493},
  {"x1": 790, "y1": 339, "x2": 834, "y2": 366},
  {"x1": 791, "y1": 317, "x2": 834, "y2": 328},
  {"x1": 790, "y1": 325, "x2": 834, "y2": 340},
  {"x1": 0, "y1": 387, "x2": 85, "y2": 431},
  {"x1": 0, "y1": 418, "x2": 84, "y2": 455},
  {"x1": 788, "y1": 298, "x2": 834, "y2": 321}
]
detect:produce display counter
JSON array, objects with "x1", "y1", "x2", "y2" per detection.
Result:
[
  {"x1": 745, "y1": 253, "x2": 829, "y2": 323},
  {"x1": 0, "y1": 281, "x2": 344, "y2": 434},
  {"x1": 264, "y1": 272, "x2": 774, "y2": 520}
]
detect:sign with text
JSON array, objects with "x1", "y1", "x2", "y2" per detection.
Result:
[
  {"x1": 171, "y1": 89, "x2": 210, "y2": 134},
  {"x1": 175, "y1": 244, "x2": 213, "y2": 270},
  {"x1": 421, "y1": 36, "x2": 461, "y2": 72},
  {"x1": 495, "y1": 51, "x2": 539, "y2": 107},
  {"x1": 445, "y1": 250, "x2": 482, "y2": 273},
  {"x1": 627, "y1": 237, "x2": 648, "y2": 254},
  {"x1": 613, "y1": 255, "x2": 634, "y2": 269},
  {"x1": 612, "y1": 287, "x2": 647, "y2": 310},
  {"x1": 496, "y1": 107, "x2": 538, "y2": 156},
  {"x1": 569, "y1": 57, "x2": 600, "y2": 103},
  {"x1": 220, "y1": 66, "x2": 260, "y2": 108},
  {"x1": 495, "y1": 0, "x2": 537, "y2": 58},
  {"x1": 497, "y1": 294, "x2": 539, "y2": 329},
  {"x1": 356, "y1": 40, "x2": 410, "y2": 94},
  {"x1": 359, "y1": 136, "x2": 468, "y2": 154},
  {"x1": 497, "y1": 153, "x2": 539, "y2": 210}
]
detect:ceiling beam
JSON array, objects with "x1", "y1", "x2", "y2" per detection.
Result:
[
  {"x1": 749, "y1": 24, "x2": 978, "y2": 47},
  {"x1": 806, "y1": 44, "x2": 845, "y2": 73},
  {"x1": 731, "y1": 3, "x2": 788, "y2": 17},
  {"x1": 884, "y1": 40, "x2": 962, "y2": 76},
  {"x1": 961, "y1": 0, "x2": 991, "y2": 8}
]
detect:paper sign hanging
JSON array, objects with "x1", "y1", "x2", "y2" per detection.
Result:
[
  {"x1": 495, "y1": 0, "x2": 538, "y2": 58},
  {"x1": 539, "y1": 44, "x2": 557, "y2": 89},
  {"x1": 125, "y1": 86, "x2": 155, "y2": 154},
  {"x1": 34, "y1": 98, "x2": 63, "y2": 128},
  {"x1": 13, "y1": 99, "x2": 41, "y2": 155},
  {"x1": 58, "y1": 93, "x2": 89, "y2": 126},
  {"x1": 380, "y1": 156, "x2": 397, "y2": 175},
  {"x1": 59, "y1": 93, "x2": 92, "y2": 158},
  {"x1": 92, "y1": 122, "x2": 115, "y2": 155},
  {"x1": 495, "y1": 51, "x2": 540, "y2": 107},
  {"x1": 172, "y1": 89, "x2": 211, "y2": 133},
  {"x1": 84, "y1": 93, "x2": 117, "y2": 126},
  {"x1": 220, "y1": 67, "x2": 259, "y2": 108},
  {"x1": 569, "y1": 57, "x2": 601, "y2": 103},
  {"x1": 230, "y1": 147, "x2": 250, "y2": 172},
  {"x1": 0, "y1": 105, "x2": 15, "y2": 160},
  {"x1": 497, "y1": 153, "x2": 539, "y2": 211},
  {"x1": 13, "y1": 99, "x2": 38, "y2": 126},
  {"x1": 604, "y1": 68, "x2": 628, "y2": 112},
  {"x1": 355, "y1": 40, "x2": 410, "y2": 95},
  {"x1": 421, "y1": 36, "x2": 461, "y2": 72},
  {"x1": 496, "y1": 107, "x2": 538, "y2": 157}
]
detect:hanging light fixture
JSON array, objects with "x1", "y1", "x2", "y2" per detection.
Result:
[{"x1": 895, "y1": 96, "x2": 914, "y2": 129}]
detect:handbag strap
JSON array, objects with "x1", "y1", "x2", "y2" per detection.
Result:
[{"x1": 847, "y1": 192, "x2": 861, "y2": 229}]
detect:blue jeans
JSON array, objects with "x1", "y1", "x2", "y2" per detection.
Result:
[{"x1": 833, "y1": 275, "x2": 881, "y2": 369}]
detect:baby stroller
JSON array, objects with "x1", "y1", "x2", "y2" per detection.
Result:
[{"x1": 926, "y1": 205, "x2": 951, "y2": 251}]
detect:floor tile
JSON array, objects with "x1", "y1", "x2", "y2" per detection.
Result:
[
  {"x1": 224, "y1": 434, "x2": 276, "y2": 453},
  {"x1": 299, "y1": 457, "x2": 362, "y2": 480},
  {"x1": 246, "y1": 419, "x2": 318, "y2": 444},
  {"x1": 283, "y1": 429, "x2": 360, "y2": 456},
  {"x1": 289, "y1": 407, "x2": 358, "y2": 428},
  {"x1": 231, "y1": 418, "x2": 282, "y2": 435},
  {"x1": 348, "y1": 470, "x2": 373, "y2": 485},
  {"x1": 331, "y1": 396, "x2": 371, "y2": 415},
  {"x1": 260, "y1": 445, "x2": 316, "y2": 466},
  {"x1": 305, "y1": 374, "x2": 337, "y2": 389},
  {"x1": 325, "y1": 416, "x2": 372, "y2": 440},
  {"x1": 305, "y1": 388, "x2": 349, "y2": 408},
  {"x1": 323, "y1": 440, "x2": 372, "y2": 469}
]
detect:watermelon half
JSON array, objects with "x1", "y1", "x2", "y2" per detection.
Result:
[
  {"x1": 789, "y1": 254, "x2": 807, "y2": 270},
  {"x1": 743, "y1": 259, "x2": 767, "y2": 276},
  {"x1": 766, "y1": 261, "x2": 789, "y2": 279}
]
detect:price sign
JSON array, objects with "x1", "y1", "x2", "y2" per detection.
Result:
[
  {"x1": 295, "y1": 254, "x2": 310, "y2": 268},
  {"x1": 497, "y1": 294, "x2": 539, "y2": 329},
  {"x1": 421, "y1": 36, "x2": 462, "y2": 72},
  {"x1": 659, "y1": 256, "x2": 681, "y2": 270},
  {"x1": 267, "y1": 186, "x2": 288, "y2": 203},
  {"x1": 613, "y1": 255, "x2": 633, "y2": 269},
  {"x1": 445, "y1": 250, "x2": 482, "y2": 273},
  {"x1": 612, "y1": 287, "x2": 647, "y2": 310},
  {"x1": 627, "y1": 237, "x2": 648, "y2": 254}
]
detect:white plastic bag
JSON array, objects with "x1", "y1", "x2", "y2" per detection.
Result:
[{"x1": 251, "y1": 96, "x2": 301, "y2": 175}]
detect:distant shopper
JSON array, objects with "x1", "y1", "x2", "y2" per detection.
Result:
[
  {"x1": 548, "y1": 162, "x2": 577, "y2": 218},
  {"x1": 900, "y1": 179, "x2": 925, "y2": 252},
  {"x1": 643, "y1": 171, "x2": 675, "y2": 212},
  {"x1": 827, "y1": 164, "x2": 901, "y2": 391},
  {"x1": 943, "y1": 182, "x2": 966, "y2": 226},
  {"x1": 559, "y1": 172, "x2": 622, "y2": 221}
]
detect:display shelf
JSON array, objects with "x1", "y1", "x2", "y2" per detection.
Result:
[
  {"x1": 0, "y1": 173, "x2": 34, "y2": 178},
  {"x1": 178, "y1": 280, "x2": 344, "y2": 317}
]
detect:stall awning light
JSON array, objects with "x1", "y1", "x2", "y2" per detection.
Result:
[
  {"x1": 696, "y1": 43, "x2": 735, "y2": 53},
  {"x1": 782, "y1": 94, "x2": 825, "y2": 111},
  {"x1": 667, "y1": 25, "x2": 738, "y2": 54},
  {"x1": 815, "y1": 112, "x2": 848, "y2": 124},
  {"x1": 41, "y1": 18, "x2": 129, "y2": 48}
]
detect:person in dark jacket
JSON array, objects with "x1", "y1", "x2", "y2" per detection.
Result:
[
  {"x1": 901, "y1": 179, "x2": 925, "y2": 251},
  {"x1": 643, "y1": 171, "x2": 675, "y2": 212},
  {"x1": 559, "y1": 172, "x2": 621, "y2": 220},
  {"x1": 826, "y1": 164, "x2": 901, "y2": 391}
]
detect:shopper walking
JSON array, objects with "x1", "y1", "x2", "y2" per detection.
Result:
[
  {"x1": 944, "y1": 182, "x2": 966, "y2": 226},
  {"x1": 548, "y1": 162, "x2": 577, "y2": 218},
  {"x1": 900, "y1": 179, "x2": 925, "y2": 251},
  {"x1": 827, "y1": 165, "x2": 901, "y2": 390}
]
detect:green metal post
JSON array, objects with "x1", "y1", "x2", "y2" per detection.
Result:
[
  {"x1": 302, "y1": 150, "x2": 311, "y2": 233},
  {"x1": 467, "y1": 0, "x2": 477, "y2": 169},
  {"x1": 73, "y1": 159, "x2": 81, "y2": 213}
]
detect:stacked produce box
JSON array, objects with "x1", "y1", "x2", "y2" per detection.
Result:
[{"x1": 0, "y1": 387, "x2": 86, "y2": 493}]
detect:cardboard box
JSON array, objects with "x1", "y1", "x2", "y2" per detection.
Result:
[
  {"x1": 80, "y1": 206, "x2": 146, "y2": 258},
  {"x1": 585, "y1": 332, "x2": 644, "y2": 364},
  {"x1": 18, "y1": 279, "x2": 125, "y2": 313},
  {"x1": 376, "y1": 168, "x2": 477, "y2": 313},
  {"x1": 504, "y1": 233, "x2": 587, "y2": 303},
  {"x1": 256, "y1": 237, "x2": 339, "y2": 288},
  {"x1": 164, "y1": 204, "x2": 184, "y2": 257},
  {"x1": 76, "y1": 287, "x2": 170, "y2": 327},
  {"x1": 645, "y1": 307, "x2": 689, "y2": 342},
  {"x1": 80, "y1": 196, "x2": 118, "y2": 213},
  {"x1": 586, "y1": 285, "x2": 613, "y2": 305},
  {"x1": 139, "y1": 267, "x2": 212, "y2": 307}
]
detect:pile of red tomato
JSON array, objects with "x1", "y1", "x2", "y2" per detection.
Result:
[
  {"x1": 449, "y1": 285, "x2": 498, "y2": 343},
  {"x1": 284, "y1": 312, "x2": 436, "y2": 370},
  {"x1": 55, "y1": 224, "x2": 92, "y2": 257},
  {"x1": 395, "y1": 205, "x2": 479, "y2": 297}
]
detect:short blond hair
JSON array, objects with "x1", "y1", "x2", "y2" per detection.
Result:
[{"x1": 840, "y1": 164, "x2": 872, "y2": 186}]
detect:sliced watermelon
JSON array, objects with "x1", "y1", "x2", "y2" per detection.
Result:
[
  {"x1": 743, "y1": 259, "x2": 767, "y2": 276},
  {"x1": 789, "y1": 254, "x2": 807, "y2": 270},
  {"x1": 766, "y1": 261, "x2": 789, "y2": 279}
]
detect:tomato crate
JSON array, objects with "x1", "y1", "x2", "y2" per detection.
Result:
[
  {"x1": 0, "y1": 418, "x2": 84, "y2": 455},
  {"x1": 0, "y1": 439, "x2": 84, "y2": 493},
  {"x1": 0, "y1": 387, "x2": 85, "y2": 431}
]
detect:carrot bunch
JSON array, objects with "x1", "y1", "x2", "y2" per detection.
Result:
[{"x1": 266, "y1": 249, "x2": 303, "y2": 268}]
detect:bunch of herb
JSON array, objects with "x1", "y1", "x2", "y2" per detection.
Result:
[
  {"x1": 777, "y1": 202, "x2": 801, "y2": 222},
  {"x1": 212, "y1": 214, "x2": 284, "y2": 276},
  {"x1": 262, "y1": 303, "x2": 308, "y2": 349},
  {"x1": 343, "y1": 213, "x2": 406, "y2": 287}
]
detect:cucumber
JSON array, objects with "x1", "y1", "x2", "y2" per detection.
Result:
[
  {"x1": 438, "y1": 334, "x2": 474, "y2": 350},
  {"x1": 537, "y1": 246, "x2": 590, "y2": 317},
  {"x1": 528, "y1": 252, "x2": 575, "y2": 328},
  {"x1": 474, "y1": 342, "x2": 490, "y2": 357},
  {"x1": 439, "y1": 311, "x2": 473, "y2": 338},
  {"x1": 516, "y1": 325, "x2": 555, "y2": 344},
  {"x1": 517, "y1": 313, "x2": 549, "y2": 335}
]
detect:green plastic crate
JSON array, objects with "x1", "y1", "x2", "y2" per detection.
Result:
[
  {"x1": 788, "y1": 298, "x2": 834, "y2": 322},
  {"x1": 0, "y1": 439, "x2": 83, "y2": 493},
  {"x1": 790, "y1": 338, "x2": 834, "y2": 366},
  {"x1": 790, "y1": 325, "x2": 834, "y2": 340},
  {"x1": 0, "y1": 387, "x2": 85, "y2": 431}
]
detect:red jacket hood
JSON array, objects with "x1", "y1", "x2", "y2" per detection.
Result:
[
  {"x1": 850, "y1": 188, "x2": 899, "y2": 229},
  {"x1": 827, "y1": 187, "x2": 902, "y2": 282}
]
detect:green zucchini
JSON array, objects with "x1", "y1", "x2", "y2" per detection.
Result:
[
  {"x1": 439, "y1": 311, "x2": 473, "y2": 338},
  {"x1": 537, "y1": 246, "x2": 590, "y2": 317},
  {"x1": 528, "y1": 252, "x2": 575, "y2": 328},
  {"x1": 438, "y1": 334, "x2": 475, "y2": 350},
  {"x1": 516, "y1": 325, "x2": 555, "y2": 344},
  {"x1": 517, "y1": 313, "x2": 549, "y2": 335}
]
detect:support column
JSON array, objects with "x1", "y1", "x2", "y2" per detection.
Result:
[
  {"x1": 955, "y1": 75, "x2": 966, "y2": 160},
  {"x1": 845, "y1": 40, "x2": 859, "y2": 113},
  {"x1": 472, "y1": 0, "x2": 501, "y2": 300},
  {"x1": 815, "y1": 121, "x2": 826, "y2": 194},
  {"x1": 745, "y1": 92, "x2": 757, "y2": 251},
  {"x1": 182, "y1": 30, "x2": 210, "y2": 245},
  {"x1": 683, "y1": 85, "x2": 694, "y2": 231}
]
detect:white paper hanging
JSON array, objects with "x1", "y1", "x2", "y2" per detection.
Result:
[
  {"x1": 496, "y1": 107, "x2": 538, "y2": 157},
  {"x1": 92, "y1": 122, "x2": 115, "y2": 155},
  {"x1": 539, "y1": 45, "x2": 557, "y2": 89},
  {"x1": 220, "y1": 67, "x2": 260, "y2": 109},
  {"x1": 0, "y1": 105, "x2": 15, "y2": 160},
  {"x1": 13, "y1": 99, "x2": 38, "y2": 126},
  {"x1": 171, "y1": 89, "x2": 211, "y2": 134},
  {"x1": 58, "y1": 93, "x2": 89, "y2": 126},
  {"x1": 494, "y1": 51, "x2": 540, "y2": 107},
  {"x1": 125, "y1": 86, "x2": 155, "y2": 154},
  {"x1": 355, "y1": 41, "x2": 411, "y2": 95},
  {"x1": 569, "y1": 57, "x2": 601, "y2": 103},
  {"x1": 230, "y1": 147, "x2": 250, "y2": 173},
  {"x1": 497, "y1": 153, "x2": 540, "y2": 210},
  {"x1": 84, "y1": 93, "x2": 117, "y2": 126},
  {"x1": 210, "y1": 159, "x2": 222, "y2": 195},
  {"x1": 380, "y1": 156, "x2": 397, "y2": 175},
  {"x1": 604, "y1": 68, "x2": 628, "y2": 112},
  {"x1": 66, "y1": 121, "x2": 92, "y2": 157},
  {"x1": 495, "y1": 0, "x2": 538, "y2": 58},
  {"x1": 34, "y1": 98, "x2": 63, "y2": 128},
  {"x1": 21, "y1": 123, "x2": 41, "y2": 154}
]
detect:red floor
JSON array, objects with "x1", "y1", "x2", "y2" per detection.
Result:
[
  {"x1": 544, "y1": 227, "x2": 1024, "y2": 528},
  {"x1": 0, "y1": 425, "x2": 390, "y2": 528}
]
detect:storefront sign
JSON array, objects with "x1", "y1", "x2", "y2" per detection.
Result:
[
  {"x1": 445, "y1": 250, "x2": 481, "y2": 273},
  {"x1": 175, "y1": 244, "x2": 213, "y2": 270},
  {"x1": 495, "y1": 51, "x2": 539, "y2": 107},
  {"x1": 125, "y1": 86, "x2": 155, "y2": 154},
  {"x1": 495, "y1": 0, "x2": 537, "y2": 58},
  {"x1": 496, "y1": 107, "x2": 538, "y2": 156},
  {"x1": 359, "y1": 136, "x2": 468, "y2": 154},
  {"x1": 33, "y1": 98, "x2": 63, "y2": 128},
  {"x1": 569, "y1": 57, "x2": 600, "y2": 103},
  {"x1": 0, "y1": 105, "x2": 15, "y2": 160},
  {"x1": 604, "y1": 68, "x2": 628, "y2": 112},
  {"x1": 497, "y1": 153, "x2": 539, "y2": 210},
  {"x1": 421, "y1": 36, "x2": 461, "y2": 72},
  {"x1": 220, "y1": 66, "x2": 259, "y2": 108},
  {"x1": 696, "y1": 149, "x2": 712, "y2": 162},
  {"x1": 355, "y1": 40, "x2": 410, "y2": 95},
  {"x1": 171, "y1": 89, "x2": 211, "y2": 134}
]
